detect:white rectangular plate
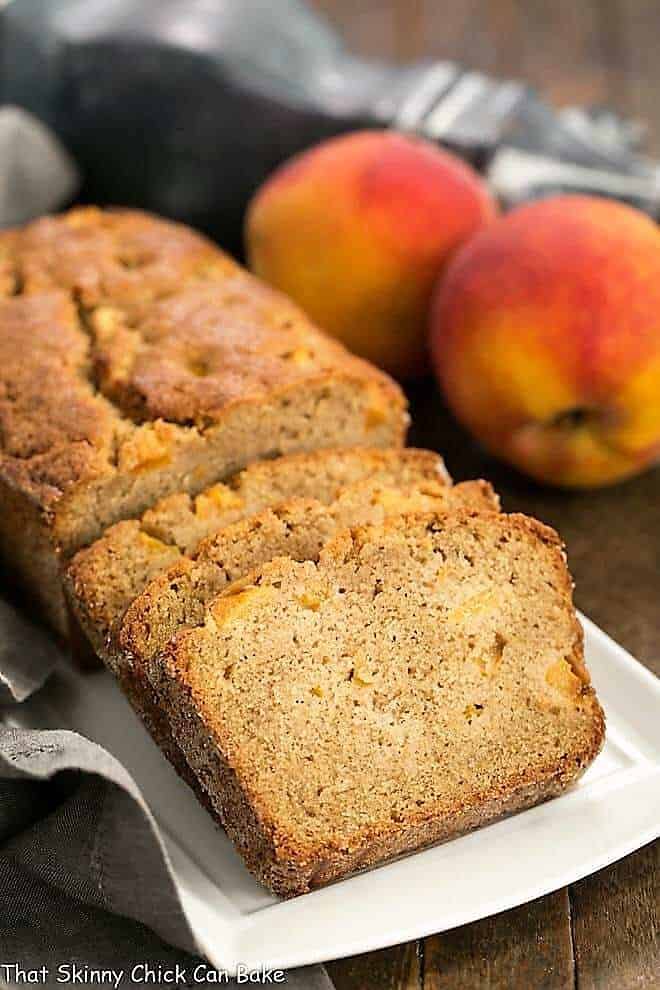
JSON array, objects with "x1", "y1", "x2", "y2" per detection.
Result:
[{"x1": 7, "y1": 614, "x2": 660, "y2": 974}]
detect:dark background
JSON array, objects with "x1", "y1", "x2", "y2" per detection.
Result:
[{"x1": 310, "y1": 2, "x2": 660, "y2": 988}]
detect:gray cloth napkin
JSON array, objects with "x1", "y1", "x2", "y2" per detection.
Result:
[
  {"x1": 0, "y1": 600, "x2": 333, "y2": 989},
  {"x1": 0, "y1": 107, "x2": 79, "y2": 227}
]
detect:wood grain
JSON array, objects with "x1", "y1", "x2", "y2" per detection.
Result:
[
  {"x1": 611, "y1": 0, "x2": 660, "y2": 154},
  {"x1": 328, "y1": 941, "x2": 422, "y2": 990},
  {"x1": 570, "y1": 842, "x2": 660, "y2": 990},
  {"x1": 423, "y1": 891, "x2": 574, "y2": 990}
]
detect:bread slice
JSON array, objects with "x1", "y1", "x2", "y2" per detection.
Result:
[
  {"x1": 100, "y1": 479, "x2": 498, "y2": 800},
  {"x1": 148, "y1": 511, "x2": 604, "y2": 897},
  {"x1": 64, "y1": 447, "x2": 452, "y2": 660},
  {"x1": 0, "y1": 208, "x2": 407, "y2": 635}
]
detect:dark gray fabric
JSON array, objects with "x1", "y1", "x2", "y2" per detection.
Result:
[
  {"x1": 0, "y1": 630, "x2": 333, "y2": 990},
  {"x1": 0, "y1": 599, "x2": 58, "y2": 704},
  {"x1": 0, "y1": 728, "x2": 196, "y2": 954}
]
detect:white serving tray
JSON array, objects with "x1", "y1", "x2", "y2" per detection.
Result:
[{"x1": 6, "y1": 614, "x2": 660, "y2": 974}]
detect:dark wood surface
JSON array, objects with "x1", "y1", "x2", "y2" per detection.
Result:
[{"x1": 310, "y1": 2, "x2": 660, "y2": 988}]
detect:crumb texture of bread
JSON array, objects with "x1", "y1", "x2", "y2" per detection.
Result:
[
  {"x1": 122, "y1": 478, "x2": 498, "y2": 665},
  {"x1": 0, "y1": 208, "x2": 407, "y2": 632},
  {"x1": 71, "y1": 471, "x2": 497, "y2": 802},
  {"x1": 64, "y1": 447, "x2": 458, "y2": 657},
  {"x1": 151, "y1": 511, "x2": 604, "y2": 897}
]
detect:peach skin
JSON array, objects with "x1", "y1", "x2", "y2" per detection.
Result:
[
  {"x1": 431, "y1": 195, "x2": 660, "y2": 488},
  {"x1": 245, "y1": 130, "x2": 496, "y2": 379}
]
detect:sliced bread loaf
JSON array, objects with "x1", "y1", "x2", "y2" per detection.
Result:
[
  {"x1": 148, "y1": 510, "x2": 604, "y2": 897},
  {"x1": 0, "y1": 208, "x2": 407, "y2": 634},
  {"x1": 64, "y1": 447, "x2": 452, "y2": 660},
  {"x1": 107, "y1": 480, "x2": 498, "y2": 797}
]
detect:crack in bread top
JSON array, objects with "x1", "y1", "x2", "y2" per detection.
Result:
[
  {"x1": 88, "y1": 275, "x2": 376, "y2": 424},
  {"x1": 0, "y1": 208, "x2": 400, "y2": 508}
]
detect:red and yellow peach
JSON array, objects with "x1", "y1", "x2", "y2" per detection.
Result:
[
  {"x1": 431, "y1": 195, "x2": 660, "y2": 487},
  {"x1": 246, "y1": 130, "x2": 496, "y2": 378}
]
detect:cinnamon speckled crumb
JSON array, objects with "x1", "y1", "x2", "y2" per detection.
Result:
[{"x1": 64, "y1": 447, "x2": 456, "y2": 659}]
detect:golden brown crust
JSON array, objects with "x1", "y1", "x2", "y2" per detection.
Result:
[
  {"x1": 0, "y1": 208, "x2": 407, "y2": 631},
  {"x1": 0, "y1": 208, "x2": 404, "y2": 515},
  {"x1": 64, "y1": 521, "x2": 182, "y2": 658},
  {"x1": 0, "y1": 291, "x2": 125, "y2": 512}
]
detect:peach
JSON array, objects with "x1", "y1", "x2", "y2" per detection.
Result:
[
  {"x1": 245, "y1": 131, "x2": 496, "y2": 378},
  {"x1": 431, "y1": 196, "x2": 660, "y2": 487}
]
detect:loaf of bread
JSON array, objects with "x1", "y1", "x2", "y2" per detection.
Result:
[
  {"x1": 148, "y1": 510, "x2": 604, "y2": 897},
  {"x1": 0, "y1": 208, "x2": 407, "y2": 634},
  {"x1": 3, "y1": 205, "x2": 606, "y2": 903},
  {"x1": 65, "y1": 447, "x2": 451, "y2": 659}
]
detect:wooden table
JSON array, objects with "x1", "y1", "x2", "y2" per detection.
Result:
[{"x1": 310, "y1": 2, "x2": 660, "y2": 987}]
